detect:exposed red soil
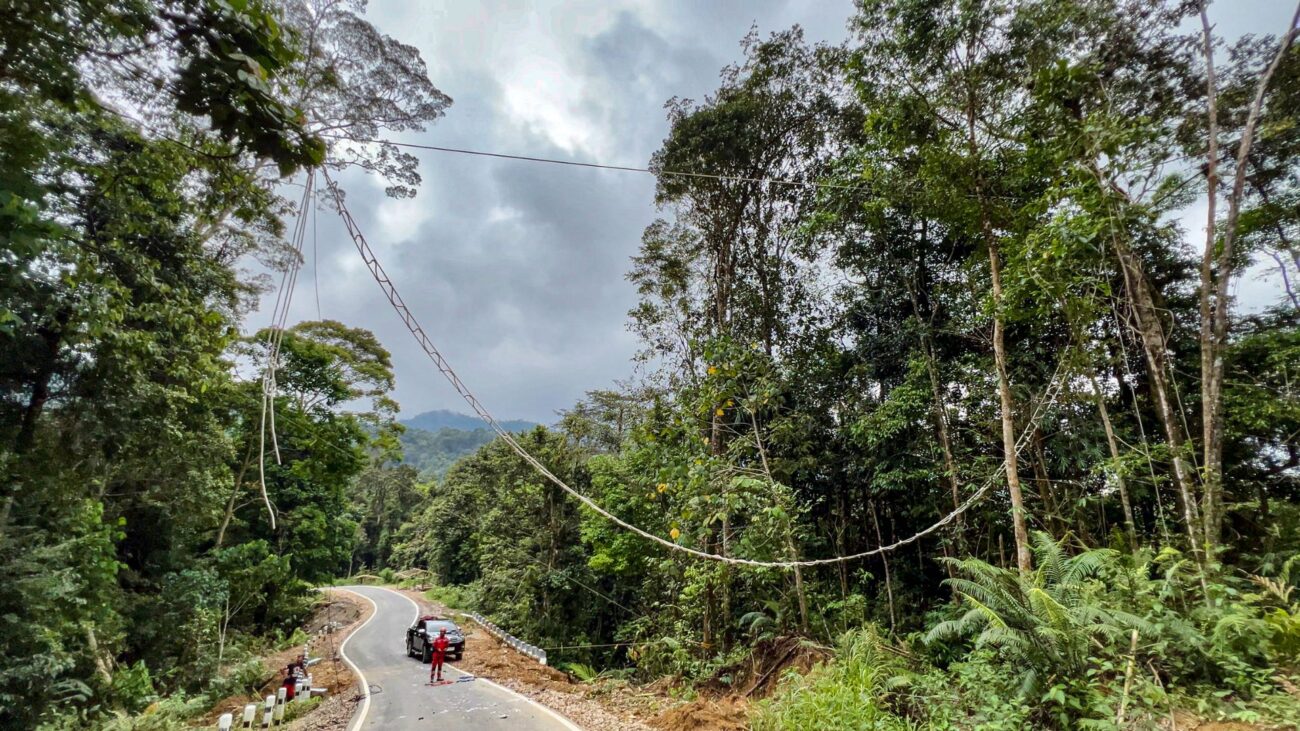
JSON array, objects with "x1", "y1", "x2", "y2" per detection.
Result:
[{"x1": 650, "y1": 696, "x2": 749, "y2": 731}]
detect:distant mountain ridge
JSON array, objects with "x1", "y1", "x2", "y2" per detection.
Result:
[
  {"x1": 396, "y1": 410, "x2": 542, "y2": 481},
  {"x1": 399, "y1": 409, "x2": 540, "y2": 434}
]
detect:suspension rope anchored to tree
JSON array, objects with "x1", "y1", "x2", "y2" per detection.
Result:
[{"x1": 319, "y1": 167, "x2": 1067, "y2": 569}]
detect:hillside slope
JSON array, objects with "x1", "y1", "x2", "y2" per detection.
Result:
[
  {"x1": 400, "y1": 408, "x2": 538, "y2": 434},
  {"x1": 397, "y1": 411, "x2": 541, "y2": 480}
]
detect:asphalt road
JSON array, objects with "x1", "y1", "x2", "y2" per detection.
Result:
[{"x1": 340, "y1": 585, "x2": 580, "y2": 731}]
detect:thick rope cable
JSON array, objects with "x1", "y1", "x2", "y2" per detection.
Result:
[
  {"x1": 262, "y1": 178, "x2": 310, "y2": 464},
  {"x1": 257, "y1": 170, "x2": 316, "y2": 529},
  {"x1": 320, "y1": 167, "x2": 1068, "y2": 568}
]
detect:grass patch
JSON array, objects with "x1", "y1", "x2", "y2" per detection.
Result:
[{"x1": 425, "y1": 584, "x2": 473, "y2": 610}]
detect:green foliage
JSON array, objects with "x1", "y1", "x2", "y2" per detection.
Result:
[
  {"x1": 926, "y1": 533, "x2": 1147, "y2": 696},
  {"x1": 398, "y1": 425, "x2": 497, "y2": 480},
  {"x1": 351, "y1": 464, "x2": 425, "y2": 570},
  {"x1": 424, "y1": 584, "x2": 473, "y2": 610},
  {"x1": 1, "y1": 0, "x2": 443, "y2": 725},
  {"x1": 6, "y1": 0, "x2": 1298, "y2": 728},
  {"x1": 752, "y1": 628, "x2": 916, "y2": 731}
]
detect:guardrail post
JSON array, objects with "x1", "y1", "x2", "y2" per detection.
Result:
[
  {"x1": 460, "y1": 611, "x2": 548, "y2": 666},
  {"x1": 242, "y1": 703, "x2": 257, "y2": 729},
  {"x1": 261, "y1": 695, "x2": 274, "y2": 729},
  {"x1": 273, "y1": 687, "x2": 287, "y2": 724}
]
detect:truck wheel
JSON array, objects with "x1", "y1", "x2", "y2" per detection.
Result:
[
  {"x1": 421, "y1": 644, "x2": 432, "y2": 663},
  {"x1": 406, "y1": 639, "x2": 414, "y2": 658}
]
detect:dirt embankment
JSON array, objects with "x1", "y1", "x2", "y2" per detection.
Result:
[
  {"x1": 199, "y1": 589, "x2": 371, "y2": 730},
  {"x1": 399, "y1": 588, "x2": 669, "y2": 731},
  {"x1": 396, "y1": 588, "x2": 817, "y2": 731}
]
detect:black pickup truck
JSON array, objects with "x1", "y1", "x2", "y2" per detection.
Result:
[{"x1": 405, "y1": 615, "x2": 465, "y2": 662}]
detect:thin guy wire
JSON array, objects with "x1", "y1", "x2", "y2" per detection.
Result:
[
  {"x1": 313, "y1": 180, "x2": 322, "y2": 320},
  {"x1": 320, "y1": 167, "x2": 1067, "y2": 568},
  {"x1": 321, "y1": 134, "x2": 860, "y2": 191}
]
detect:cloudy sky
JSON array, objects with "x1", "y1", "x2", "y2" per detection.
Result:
[{"x1": 262, "y1": 0, "x2": 1294, "y2": 425}]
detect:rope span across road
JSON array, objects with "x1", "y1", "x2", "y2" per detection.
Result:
[{"x1": 318, "y1": 166, "x2": 1067, "y2": 569}]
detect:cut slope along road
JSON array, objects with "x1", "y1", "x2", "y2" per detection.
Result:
[{"x1": 339, "y1": 585, "x2": 581, "y2": 731}]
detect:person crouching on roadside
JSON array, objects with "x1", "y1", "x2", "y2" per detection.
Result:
[
  {"x1": 283, "y1": 654, "x2": 306, "y2": 700},
  {"x1": 429, "y1": 628, "x2": 450, "y2": 682}
]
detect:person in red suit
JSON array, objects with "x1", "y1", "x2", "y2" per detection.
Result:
[{"x1": 429, "y1": 628, "x2": 450, "y2": 682}]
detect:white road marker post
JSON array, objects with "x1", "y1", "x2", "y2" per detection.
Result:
[
  {"x1": 241, "y1": 703, "x2": 257, "y2": 729},
  {"x1": 218, "y1": 712, "x2": 233, "y2": 731},
  {"x1": 261, "y1": 695, "x2": 274, "y2": 728},
  {"x1": 273, "y1": 687, "x2": 287, "y2": 724}
]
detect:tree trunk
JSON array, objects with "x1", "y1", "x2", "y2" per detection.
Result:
[
  {"x1": 216, "y1": 441, "x2": 257, "y2": 548},
  {"x1": 785, "y1": 529, "x2": 810, "y2": 636},
  {"x1": 1089, "y1": 372, "x2": 1137, "y2": 549},
  {"x1": 906, "y1": 268, "x2": 964, "y2": 548},
  {"x1": 965, "y1": 72, "x2": 1031, "y2": 575},
  {"x1": 1087, "y1": 156, "x2": 1203, "y2": 558},
  {"x1": 835, "y1": 494, "x2": 849, "y2": 599},
  {"x1": 870, "y1": 502, "x2": 896, "y2": 635},
  {"x1": 1196, "y1": 6, "x2": 1223, "y2": 554},
  {"x1": 1031, "y1": 429, "x2": 1064, "y2": 538},
  {"x1": 14, "y1": 312, "x2": 69, "y2": 456},
  {"x1": 1196, "y1": 2, "x2": 1300, "y2": 548},
  {"x1": 988, "y1": 237, "x2": 1032, "y2": 576},
  {"x1": 1112, "y1": 229, "x2": 1204, "y2": 560}
]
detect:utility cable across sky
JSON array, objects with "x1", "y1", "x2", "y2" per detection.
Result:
[{"x1": 322, "y1": 134, "x2": 862, "y2": 190}]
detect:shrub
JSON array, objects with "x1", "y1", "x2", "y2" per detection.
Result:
[
  {"x1": 751, "y1": 627, "x2": 915, "y2": 731},
  {"x1": 425, "y1": 583, "x2": 475, "y2": 609}
]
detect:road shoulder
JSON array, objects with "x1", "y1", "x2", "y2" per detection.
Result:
[{"x1": 396, "y1": 588, "x2": 666, "y2": 731}]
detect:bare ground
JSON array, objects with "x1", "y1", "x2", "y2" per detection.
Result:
[
  {"x1": 398, "y1": 588, "x2": 678, "y2": 731},
  {"x1": 389, "y1": 588, "x2": 839, "y2": 731},
  {"x1": 1163, "y1": 711, "x2": 1299, "y2": 731},
  {"x1": 197, "y1": 588, "x2": 371, "y2": 729}
]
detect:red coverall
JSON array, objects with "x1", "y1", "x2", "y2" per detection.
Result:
[{"x1": 430, "y1": 630, "x2": 450, "y2": 681}]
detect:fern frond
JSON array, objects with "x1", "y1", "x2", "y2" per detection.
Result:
[
  {"x1": 1027, "y1": 587, "x2": 1072, "y2": 632},
  {"x1": 1032, "y1": 531, "x2": 1067, "y2": 586},
  {"x1": 945, "y1": 578, "x2": 1025, "y2": 623},
  {"x1": 1062, "y1": 548, "x2": 1119, "y2": 584},
  {"x1": 977, "y1": 623, "x2": 1031, "y2": 654}
]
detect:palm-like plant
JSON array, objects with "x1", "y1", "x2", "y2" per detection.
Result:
[{"x1": 926, "y1": 532, "x2": 1151, "y2": 695}]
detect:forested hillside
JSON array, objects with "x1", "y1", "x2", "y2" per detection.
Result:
[
  {"x1": 401, "y1": 408, "x2": 539, "y2": 434},
  {"x1": 398, "y1": 425, "x2": 497, "y2": 480},
  {"x1": 395, "y1": 410, "x2": 540, "y2": 480}
]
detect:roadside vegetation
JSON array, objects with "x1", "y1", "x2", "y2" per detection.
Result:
[{"x1": 1, "y1": 1, "x2": 445, "y2": 728}]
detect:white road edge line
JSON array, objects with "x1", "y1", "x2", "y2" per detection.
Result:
[
  {"x1": 382, "y1": 586, "x2": 585, "y2": 731},
  {"x1": 333, "y1": 588, "x2": 379, "y2": 731}
]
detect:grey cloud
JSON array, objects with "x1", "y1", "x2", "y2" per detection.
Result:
[{"x1": 268, "y1": 0, "x2": 1286, "y2": 424}]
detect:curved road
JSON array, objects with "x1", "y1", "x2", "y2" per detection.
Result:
[{"x1": 339, "y1": 585, "x2": 580, "y2": 731}]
